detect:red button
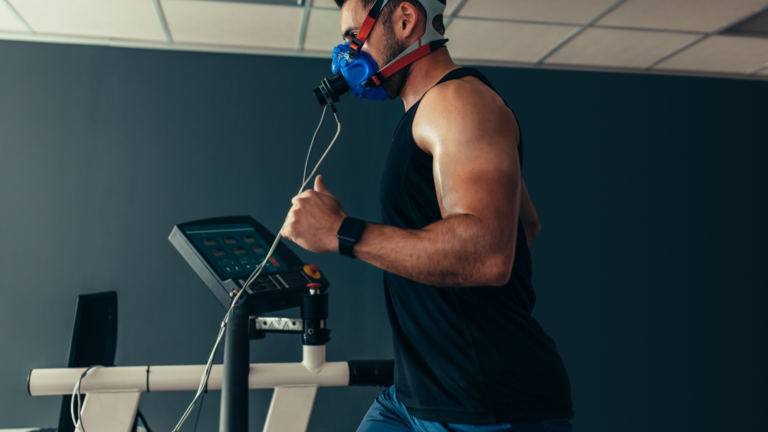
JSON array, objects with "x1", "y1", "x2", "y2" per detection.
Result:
[
  {"x1": 309, "y1": 264, "x2": 320, "y2": 273},
  {"x1": 303, "y1": 264, "x2": 321, "y2": 279},
  {"x1": 307, "y1": 283, "x2": 322, "y2": 290}
]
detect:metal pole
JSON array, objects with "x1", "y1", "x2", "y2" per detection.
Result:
[{"x1": 219, "y1": 304, "x2": 249, "y2": 432}]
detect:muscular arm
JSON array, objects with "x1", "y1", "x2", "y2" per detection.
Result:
[
  {"x1": 282, "y1": 78, "x2": 525, "y2": 287},
  {"x1": 353, "y1": 79, "x2": 522, "y2": 287}
]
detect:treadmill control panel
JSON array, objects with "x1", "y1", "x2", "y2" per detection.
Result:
[
  {"x1": 182, "y1": 224, "x2": 287, "y2": 280},
  {"x1": 169, "y1": 216, "x2": 329, "y2": 314}
]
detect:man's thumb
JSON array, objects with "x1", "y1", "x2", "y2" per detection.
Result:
[{"x1": 314, "y1": 175, "x2": 332, "y2": 195}]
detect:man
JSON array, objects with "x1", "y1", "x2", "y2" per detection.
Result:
[{"x1": 280, "y1": 0, "x2": 573, "y2": 430}]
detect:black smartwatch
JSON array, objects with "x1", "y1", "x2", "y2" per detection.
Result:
[{"x1": 337, "y1": 217, "x2": 366, "y2": 258}]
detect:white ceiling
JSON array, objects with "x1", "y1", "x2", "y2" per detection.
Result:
[
  {"x1": 163, "y1": 0, "x2": 302, "y2": 49},
  {"x1": 9, "y1": 0, "x2": 166, "y2": 41},
  {"x1": 303, "y1": 7, "x2": 341, "y2": 51},
  {"x1": 448, "y1": 19, "x2": 577, "y2": 63},
  {"x1": 457, "y1": 0, "x2": 619, "y2": 25},
  {"x1": 0, "y1": 0, "x2": 766, "y2": 81},
  {"x1": 0, "y1": 1, "x2": 28, "y2": 32},
  {"x1": 544, "y1": 27, "x2": 702, "y2": 69},
  {"x1": 595, "y1": 0, "x2": 768, "y2": 33},
  {"x1": 655, "y1": 35, "x2": 768, "y2": 74}
]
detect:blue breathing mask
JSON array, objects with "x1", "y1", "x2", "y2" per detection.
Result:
[
  {"x1": 312, "y1": 43, "x2": 390, "y2": 106},
  {"x1": 332, "y1": 43, "x2": 390, "y2": 101}
]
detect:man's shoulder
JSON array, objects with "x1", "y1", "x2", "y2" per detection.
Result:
[
  {"x1": 413, "y1": 75, "x2": 516, "y2": 154},
  {"x1": 421, "y1": 75, "x2": 504, "y2": 112}
]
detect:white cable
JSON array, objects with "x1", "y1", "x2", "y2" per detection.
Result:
[
  {"x1": 70, "y1": 365, "x2": 102, "y2": 432},
  {"x1": 304, "y1": 104, "x2": 328, "y2": 185},
  {"x1": 171, "y1": 107, "x2": 341, "y2": 432}
]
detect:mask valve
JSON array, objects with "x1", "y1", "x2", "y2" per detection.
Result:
[{"x1": 314, "y1": 74, "x2": 350, "y2": 106}]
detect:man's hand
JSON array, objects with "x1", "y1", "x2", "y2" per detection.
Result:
[{"x1": 281, "y1": 175, "x2": 347, "y2": 254}]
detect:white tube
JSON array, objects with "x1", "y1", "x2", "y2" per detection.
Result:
[
  {"x1": 302, "y1": 345, "x2": 326, "y2": 373},
  {"x1": 30, "y1": 366, "x2": 148, "y2": 396},
  {"x1": 248, "y1": 361, "x2": 347, "y2": 389},
  {"x1": 29, "y1": 362, "x2": 350, "y2": 396},
  {"x1": 148, "y1": 365, "x2": 222, "y2": 392}
]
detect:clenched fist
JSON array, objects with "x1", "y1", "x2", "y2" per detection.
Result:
[{"x1": 281, "y1": 175, "x2": 347, "y2": 254}]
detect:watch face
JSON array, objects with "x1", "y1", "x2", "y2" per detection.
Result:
[{"x1": 338, "y1": 218, "x2": 366, "y2": 242}]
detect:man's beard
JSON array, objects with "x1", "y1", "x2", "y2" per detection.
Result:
[{"x1": 379, "y1": 25, "x2": 411, "y2": 99}]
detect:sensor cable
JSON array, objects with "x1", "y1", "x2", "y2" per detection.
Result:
[{"x1": 170, "y1": 105, "x2": 341, "y2": 432}]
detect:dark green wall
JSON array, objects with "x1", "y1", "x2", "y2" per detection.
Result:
[{"x1": 0, "y1": 40, "x2": 766, "y2": 431}]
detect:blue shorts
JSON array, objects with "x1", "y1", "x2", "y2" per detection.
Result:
[{"x1": 357, "y1": 386, "x2": 573, "y2": 432}]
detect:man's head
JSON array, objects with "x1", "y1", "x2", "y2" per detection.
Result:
[{"x1": 335, "y1": 0, "x2": 445, "y2": 98}]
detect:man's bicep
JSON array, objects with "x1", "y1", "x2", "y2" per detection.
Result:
[
  {"x1": 417, "y1": 79, "x2": 523, "y2": 221},
  {"x1": 432, "y1": 117, "x2": 522, "y2": 221}
]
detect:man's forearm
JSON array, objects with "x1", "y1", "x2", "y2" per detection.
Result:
[{"x1": 352, "y1": 214, "x2": 516, "y2": 288}]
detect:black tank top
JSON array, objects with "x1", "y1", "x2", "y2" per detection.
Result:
[{"x1": 379, "y1": 68, "x2": 573, "y2": 424}]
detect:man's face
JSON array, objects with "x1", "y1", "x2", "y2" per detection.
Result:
[{"x1": 340, "y1": 0, "x2": 410, "y2": 98}]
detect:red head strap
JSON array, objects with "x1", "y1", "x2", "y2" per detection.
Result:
[{"x1": 349, "y1": 0, "x2": 387, "y2": 58}]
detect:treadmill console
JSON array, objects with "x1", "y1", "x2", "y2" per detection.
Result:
[{"x1": 169, "y1": 216, "x2": 329, "y2": 314}]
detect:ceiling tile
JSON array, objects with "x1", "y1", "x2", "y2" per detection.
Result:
[
  {"x1": 448, "y1": 19, "x2": 577, "y2": 63},
  {"x1": 163, "y1": 0, "x2": 302, "y2": 49},
  {"x1": 304, "y1": 8, "x2": 342, "y2": 51},
  {"x1": 312, "y1": 0, "x2": 338, "y2": 8},
  {"x1": 457, "y1": 0, "x2": 619, "y2": 25},
  {"x1": 655, "y1": 35, "x2": 768, "y2": 74},
  {"x1": 0, "y1": 3, "x2": 28, "y2": 33},
  {"x1": 545, "y1": 28, "x2": 701, "y2": 69},
  {"x1": 10, "y1": 0, "x2": 165, "y2": 41},
  {"x1": 597, "y1": 0, "x2": 768, "y2": 33}
]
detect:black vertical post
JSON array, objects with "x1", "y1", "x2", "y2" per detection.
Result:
[
  {"x1": 301, "y1": 291, "x2": 331, "y2": 346},
  {"x1": 219, "y1": 304, "x2": 249, "y2": 432}
]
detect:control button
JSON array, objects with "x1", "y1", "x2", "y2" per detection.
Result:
[
  {"x1": 269, "y1": 257, "x2": 280, "y2": 267},
  {"x1": 307, "y1": 283, "x2": 322, "y2": 291},
  {"x1": 303, "y1": 264, "x2": 321, "y2": 280},
  {"x1": 240, "y1": 257, "x2": 255, "y2": 271}
]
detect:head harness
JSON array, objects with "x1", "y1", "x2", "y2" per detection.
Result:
[{"x1": 314, "y1": 0, "x2": 448, "y2": 105}]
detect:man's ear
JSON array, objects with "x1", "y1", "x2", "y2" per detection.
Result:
[{"x1": 398, "y1": 1, "x2": 421, "y2": 40}]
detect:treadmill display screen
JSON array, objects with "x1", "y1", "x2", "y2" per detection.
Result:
[{"x1": 183, "y1": 224, "x2": 286, "y2": 279}]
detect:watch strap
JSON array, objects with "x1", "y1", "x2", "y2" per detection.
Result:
[{"x1": 337, "y1": 217, "x2": 366, "y2": 258}]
